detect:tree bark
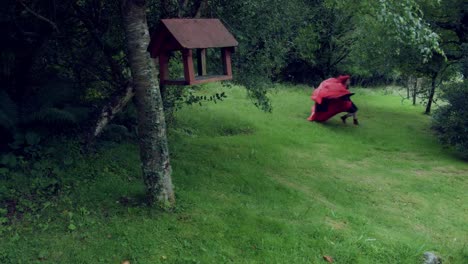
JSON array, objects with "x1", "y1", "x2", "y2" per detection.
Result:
[
  {"x1": 425, "y1": 74, "x2": 437, "y2": 114},
  {"x1": 412, "y1": 78, "x2": 419, "y2": 106},
  {"x1": 193, "y1": 0, "x2": 208, "y2": 18},
  {"x1": 406, "y1": 76, "x2": 412, "y2": 99},
  {"x1": 72, "y1": 3, "x2": 126, "y2": 86},
  {"x1": 121, "y1": 0, "x2": 175, "y2": 205},
  {"x1": 87, "y1": 0, "x2": 202, "y2": 142},
  {"x1": 89, "y1": 83, "x2": 135, "y2": 139}
]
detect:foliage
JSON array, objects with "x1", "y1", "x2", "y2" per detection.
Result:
[
  {"x1": 0, "y1": 139, "x2": 82, "y2": 231},
  {"x1": 0, "y1": 90, "x2": 18, "y2": 138},
  {"x1": 338, "y1": 0, "x2": 443, "y2": 77},
  {"x1": 432, "y1": 80, "x2": 468, "y2": 158},
  {"x1": 0, "y1": 0, "x2": 467, "y2": 214},
  {"x1": 0, "y1": 79, "x2": 92, "y2": 152},
  {"x1": 209, "y1": 0, "x2": 309, "y2": 110},
  {"x1": 2, "y1": 0, "x2": 464, "y2": 125},
  {"x1": 283, "y1": 1, "x2": 355, "y2": 83}
]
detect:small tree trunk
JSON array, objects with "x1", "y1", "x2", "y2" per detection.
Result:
[
  {"x1": 121, "y1": 0, "x2": 175, "y2": 205},
  {"x1": 193, "y1": 0, "x2": 208, "y2": 18},
  {"x1": 406, "y1": 76, "x2": 411, "y2": 99},
  {"x1": 425, "y1": 74, "x2": 437, "y2": 114},
  {"x1": 412, "y1": 78, "x2": 419, "y2": 105}
]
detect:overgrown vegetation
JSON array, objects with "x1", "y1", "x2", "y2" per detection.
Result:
[
  {"x1": 432, "y1": 80, "x2": 468, "y2": 158},
  {"x1": 1, "y1": 0, "x2": 466, "y2": 150}
]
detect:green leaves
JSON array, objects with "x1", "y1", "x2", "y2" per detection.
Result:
[
  {"x1": 0, "y1": 90, "x2": 18, "y2": 131},
  {"x1": 25, "y1": 132, "x2": 41, "y2": 146},
  {"x1": 67, "y1": 223, "x2": 77, "y2": 231},
  {"x1": 0, "y1": 153, "x2": 17, "y2": 168},
  {"x1": 293, "y1": 25, "x2": 320, "y2": 63},
  {"x1": 432, "y1": 80, "x2": 468, "y2": 159}
]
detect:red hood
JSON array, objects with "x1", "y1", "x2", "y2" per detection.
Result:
[{"x1": 311, "y1": 76, "x2": 352, "y2": 104}]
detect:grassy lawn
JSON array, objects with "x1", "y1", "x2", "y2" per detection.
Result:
[{"x1": 1, "y1": 84, "x2": 467, "y2": 263}]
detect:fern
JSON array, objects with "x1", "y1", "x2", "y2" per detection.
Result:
[
  {"x1": 62, "y1": 106, "x2": 91, "y2": 124},
  {"x1": 100, "y1": 124, "x2": 131, "y2": 141},
  {"x1": 0, "y1": 111, "x2": 14, "y2": 131},
  {"x1": 32, "y1": 80, "x2": 78, "y2": 108},
  {"x1": 25, "y1": 107, "x2": 78, "y2": 126},
  {"x1": 0, "y1": 90, "x2": 19, "y2": 131}
]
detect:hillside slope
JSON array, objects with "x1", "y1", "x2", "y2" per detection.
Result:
[{"x1": 1, "y1": 84, "x2": 467, "y2": 263}]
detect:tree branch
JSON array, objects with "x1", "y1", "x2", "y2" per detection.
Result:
[
  {"x1": 72, "y1": 3, "x2": 126, "y2": 86},
  {"x1": 178, "y1": 0, "x2": 189, "y2": 17},
  {"x1": 18, "y1": 0, "x2": 59, "y2": 32},
  {"x1": 193, "y1": 0, "x2": 208, "y2": 18},
  {"x1": 88, "y1": 82, "x2": 135, "y2": 140}
]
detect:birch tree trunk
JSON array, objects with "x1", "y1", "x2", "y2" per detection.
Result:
[
  {"x1": 121, "y1": 0, "x2": 175, "y2": 205},
  {"x1": 89, "y1": 83, "x2": 134, "y2": 140}
]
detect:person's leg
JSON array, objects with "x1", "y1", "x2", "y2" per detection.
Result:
[
  {"x1": 352, "y1": 112, "x2": 359, "y2": 125},
  {"x1": 340, "y1": 113, "x2": 353, "y2": 123},
  {"x1": 341, "y1": 112, "x2": 359, "y2": 125},
  {"x1": 349, "y1": 102, "x2": 359, "y2": 125}
]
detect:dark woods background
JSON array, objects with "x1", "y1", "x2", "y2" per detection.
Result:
[{"x1": 0, "y1": 0, "x2": 467, "y2": 156}]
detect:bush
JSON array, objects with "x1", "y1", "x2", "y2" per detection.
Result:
[{"x1": 432, "y1": 80, "x2": 468, "y2": 159}]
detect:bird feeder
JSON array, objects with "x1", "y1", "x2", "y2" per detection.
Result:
[{"x1": 147, "y1": 19, "x2": 238, "y2": 85}]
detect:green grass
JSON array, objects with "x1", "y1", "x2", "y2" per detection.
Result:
[{"x1": 1, "y1": 84, "x2": 467, "y2": 263}]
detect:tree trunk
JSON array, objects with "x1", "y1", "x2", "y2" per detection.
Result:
[
  {"x1": 406, "y1": 76, "x2": 411, "y2": 99},
  {"x1": 87, "y1": 0, "x2": 181, "y2": 142},
  {"x1": 193, "y1": 0, "x2": 208, "y2": 18},
  {"x1": 121, "y1": 0, "x2": 175, "y2": 205},
  {"x1": 412, "y1": 78, "x2": 418, "y2": 106},
  {"x1": 425, "y1": 74, "x2": 437, "y2": 114}
]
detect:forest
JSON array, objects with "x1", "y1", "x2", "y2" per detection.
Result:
[{"x1": 1, "y1": 0, "x2": 467, "y2": 263}]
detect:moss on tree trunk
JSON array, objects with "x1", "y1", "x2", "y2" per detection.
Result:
[{"x1": 121, "y1": 0, "x2": 175, "y2": 206}]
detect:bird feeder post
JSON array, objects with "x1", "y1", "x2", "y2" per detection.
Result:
[
  {"x1": 222, "y1": 47, "x2": 232, "y2": 77},
  {"x1": 197, "y1": 48, "x2": 207, "y2": 76},
  {"x1": 158, "y1": 53, "x2": 170, "y2": 83},
  {"x1": 182, "y1": 49, "x2": 195, "y2": 84}
]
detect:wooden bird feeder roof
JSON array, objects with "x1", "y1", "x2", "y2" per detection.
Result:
[
  {"x1": 148, "y1": 19, "x2": 238, "y2": 57},
  {"x1": 147, "y1": 19, "x2": 238, "y2": 85}
]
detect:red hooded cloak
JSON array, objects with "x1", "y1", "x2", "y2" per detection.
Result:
[{"x1": 307, "y1": 75, "x2": 354, "y2": 122}]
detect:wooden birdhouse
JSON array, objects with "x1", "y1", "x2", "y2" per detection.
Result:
[{"x1": 147, "y1": 19, "x2": 238, "y2": 85}]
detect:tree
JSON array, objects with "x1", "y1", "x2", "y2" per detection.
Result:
[
  {"x1": 432, "y1": 80, "x2": 468, "y2": 159},
  {"x1": 210, "y1": 0, "x2": 308, "y2": 109},
  {"x1": 120, "y1": 0, "x2": 175, "y2": 206},
  {"x1": 420, "y1": 0, "x2": 468, "y2": 113},
  {"x1": 287, "y1": 0, "x2": 355, "y2": 82}
]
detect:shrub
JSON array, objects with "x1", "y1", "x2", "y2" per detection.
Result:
[{"x1": 432, "y1": 80, "x2": 468, "y2": 159}]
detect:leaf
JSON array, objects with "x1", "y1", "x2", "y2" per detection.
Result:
[
  {"x1": 8, "y1": 133, "x2": 25, "y2": 150},
  {"x1": 0, "y1": 167, "x2": 8, "y2": 176},
  {"x1": 323, "y1": 255, "x2": 334, "y2": 263},
  {"x1": 38, "y1": 250, "x2": 48, "y2": 260},
  {"x1": 0, "y1": 153, "x2": 17, "y2": 167},
  {"x1": 68, "y1": 224, "x2": 76, "y2": 231},
  {"x1": 0, "y1": 208, "x2": 7, "y2": 215},
  {"x1": 25, "y1": 131, "x2": 41, "y2": 146},
  {"x1": 11, "y1": 233, "x2": 20, "y2": 241},
  {"x1": 63, "y1": 156, "x2": 74, "y2": 166}
]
